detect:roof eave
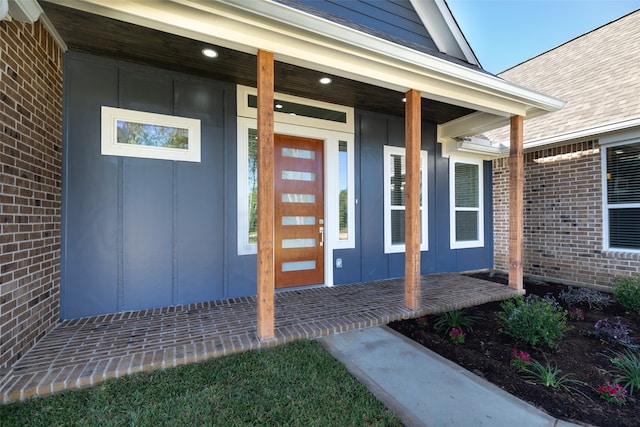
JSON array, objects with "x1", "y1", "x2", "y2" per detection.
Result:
[
  {"x1": 409, "y1": 0, "x2": 480, "y2": 66},
  {"x1": 43, "y1": 0, "x2": 564, "y2": 134}
]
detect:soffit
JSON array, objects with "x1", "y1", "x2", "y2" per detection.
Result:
[
  {"x1": 40, "y1": 1, "x2": 471, "y2": 124},
  {"x1": 40, "y1": 0, "x2": 564, "y2": 137}
]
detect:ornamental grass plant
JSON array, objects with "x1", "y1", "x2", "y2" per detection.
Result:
[
  {"x1": 433, "y1": 308, "x2": 478, "y2": 335},
  {"x1": 519, "y1": 357, "x2": 587, "y2": 397},
  {"x1": 609, "y1": 349, "x2": 640, "y2": 396}
]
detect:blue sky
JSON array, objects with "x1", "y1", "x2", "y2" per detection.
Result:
[{"x1": 446, "y1": 0, "x2": 640, "y2": 74}]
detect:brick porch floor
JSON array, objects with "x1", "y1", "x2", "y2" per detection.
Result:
[{"x1": 0, "y1": 273, "x2": 521, "y2": 404}]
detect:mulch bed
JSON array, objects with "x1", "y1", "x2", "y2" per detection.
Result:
[{"x1": 388, "y1": 272, "x2": 640, "y2": 427}]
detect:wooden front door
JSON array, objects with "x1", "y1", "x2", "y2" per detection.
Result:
[{"x1": 274, "y1": 134, "x2": 324, "y2": 288}]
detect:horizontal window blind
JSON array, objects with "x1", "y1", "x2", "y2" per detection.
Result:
[
  {"x1": 607, "y1": 142, "x2": 640, "y2": 204},
  {"x1": 609, "y1": 208, "x2": 640, "y2": 250},
  {"x1": 456, "y1": 211, "x2": 479, "y2": 242},
  {"x1": 455, "y1": 163, "x2": 479, "y2": 208},
  {"x1": 390, "y1": 153, "x2": 405, "y2": 206},
  {"x1": 606, "y1": 142, "x2": 640, "y2": 251}
]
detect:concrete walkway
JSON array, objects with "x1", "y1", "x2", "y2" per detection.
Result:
[{"x1": 319, "y1": 326, "x2": 582, "y2": 427}]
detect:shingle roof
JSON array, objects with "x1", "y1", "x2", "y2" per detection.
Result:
[{"x1": 485, "y1": 10, "x2": 640, "y2": 146}]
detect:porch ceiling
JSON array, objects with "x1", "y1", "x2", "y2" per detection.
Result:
[{"x1": 41, "y1": 1, "x2": 473, "y2": 124}]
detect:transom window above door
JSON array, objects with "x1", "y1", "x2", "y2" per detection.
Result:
[{"x1": 237, "y1": 85, "x2": 353, "y2": 133}]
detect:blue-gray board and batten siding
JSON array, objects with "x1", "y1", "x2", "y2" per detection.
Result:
[
  {"x1": 276, "y1": 0, "x2": 437, "y2": 51},
  {"x1": 61, "y1": 52, "x2": 493, "y2": 319}
]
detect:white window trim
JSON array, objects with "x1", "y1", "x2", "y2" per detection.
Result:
[
  {"x1": 101, "y1": 106, "x2": 201, "y2": 162},
  {"x1": 449, "y1": 155, "x2": 484, "y2": 249},
  {"x1": 327, "y1": 137, "x2": 355, "y2": 250},
  {"x1": 237, "y1": 117, "x2": 355, "y2": 257},
  {"x1": 600, "y1": 131, "x2": 640, "y2": 254},
  {"x1": 383, "y1": 145, "x2": 429, "y2": 254}
]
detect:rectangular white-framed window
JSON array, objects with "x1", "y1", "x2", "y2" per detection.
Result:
[
  {"x1": 602, "y1": 137, "x2": 640, "y2": 252},
  {"x1": 237, "y1": 117, "x2": 354, "y2": 255},
  {"x1": 383, "y1": 145, "x2": 428, "y2": 254},
  {"x1": 333, "y1": 139, "x2": 355, "y2": 247},
  {"x1": 237, "y1": 85, "x2": 354, "y2": 133},
  {"x1": 449, "y1": 156, "x2": 484, "y2": 249},
  {"x1": 101, "y1": 106, "x2": 201, "y2": 162}
]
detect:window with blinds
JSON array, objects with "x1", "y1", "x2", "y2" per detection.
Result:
[
  {"x1": 605, "y1": 141, "x2": 640, "y2": 250},
  {"x1": 450, "y1": 157, "x2": 484, "y2": 249},
  {"x1": 383, "y1": 145, "x2": 428, "y2": 253}
]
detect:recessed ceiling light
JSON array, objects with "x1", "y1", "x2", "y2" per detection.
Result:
[
  {"x1": 275, "y1": 104, "x2": 283, "y2": 109},
  {"x1": 202, "y1": 48, "x2": 218, "y2": 58},
  {"x1": 319, "y1": 77, "x2": 332, "y2": 84},
  {"x1": 402, "y1": 97, "x2": 406, "y2": 103}
]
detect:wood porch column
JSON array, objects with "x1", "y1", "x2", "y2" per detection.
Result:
[
  {"x1": 508, "y1": 115, "x2": 524, "y2": 290},
  {"x1": 405, "y1": 89, "x2": 421, "y2": 310},
  {"x1": 256, "y1": 50, "x2": 275, "y2": 339}
]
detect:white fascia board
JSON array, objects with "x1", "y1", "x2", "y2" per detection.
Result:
[
  {"x1": 46, "y1": 0, "x2": 564, "y2": 117},
  {"x1": 439, "y1": 98, "x2": 577, "y2": 144},
  {"x1": 7, "y1": 0, "x2": 66, "y2": 49},
  {"x1": 438, "y1": 111, "x2": 509, "y2": 142},
  {"x1": 8, "y1": 0, "x2": 42, "y2": 22},
  {"x1": 410, "y1": 0, "x2": 479, "y2": 66},
  {"x1": 39, "y1": 12, "x2": 68, "y2": 51},
  {"x1": 1, "y1": 0, "x2": 8, "y2": 20},
  {"x1": 460, "y1": 117, "x2": 640, "y2": 156},
  {"x1": 525, "y1": 117, "x2": 640, "y2": 149},
  {"x1": 215, "y1": 0, "x2": 564, "y2": 114}
]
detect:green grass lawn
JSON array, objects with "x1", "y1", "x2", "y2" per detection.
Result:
[{"x1": 0, "y1": 340, "x2": 402, "y2": 426}]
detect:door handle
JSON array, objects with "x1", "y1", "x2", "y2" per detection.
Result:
[{"x1": 319, "y1": 226, "x2": 324, "y2": 247}]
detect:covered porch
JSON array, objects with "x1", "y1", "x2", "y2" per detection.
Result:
[
  {"x1": 36, "y1": 0, "x2": 565, "y2": 335},
  {"x1": 1, "y1": 273, "x2": 519, "y2": 403}
]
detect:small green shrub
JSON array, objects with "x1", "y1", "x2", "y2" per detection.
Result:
[
  {"x1": 497, "y1": 295, "x2": 569, "y2": 349},
  {"x1": 433, "y1": 308, "x2": 478, "y2": 334},
  {"x1": 613, "y1": 277, "x2": 640, "y2": 312},
  {"x1": 609, "y1": 349, "x2": 640, "y2": 396}
]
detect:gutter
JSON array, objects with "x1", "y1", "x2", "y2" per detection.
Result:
[{"x1": 524, "y1": 117, "x2": 640, "y2": 149}]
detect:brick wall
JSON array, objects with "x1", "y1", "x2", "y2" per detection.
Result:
[
  {"x1": 0, "y1": 18, "x2": 63, "y2": 371},
  {"x1": 493, "y1": 140, "x2": 640, "y2": 288}
]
